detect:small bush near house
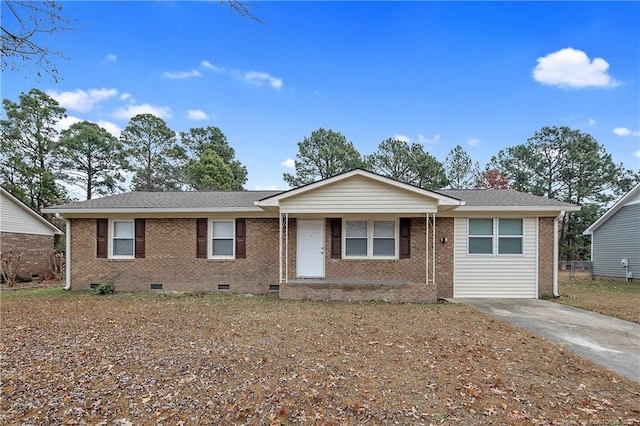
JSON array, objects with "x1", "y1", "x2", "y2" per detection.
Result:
[{"x1": 96, "y1": 281, "x2": 116, "y2": 295}]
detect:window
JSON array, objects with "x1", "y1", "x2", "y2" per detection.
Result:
[
  {"x1": 498, "y1": 219, "x2": 523, "y2": 255},
  {"x1": 211, "y1": 220, "x2": 234, "y2": 258},
  {"x1": 112, "y1": 221, "x2": 134, "y2": 257},
  {"x1": 468, "y1": 219, "x2": 493, "y2": 254},
  {"x1": 468, "y1": 218, "x2": 524, "y2": 255},
  {"x1": 344, "y1": 219, "x2": 397, "y2": 258}
]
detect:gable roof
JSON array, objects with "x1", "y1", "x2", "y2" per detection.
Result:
[
  {"x1": 583, "y1": 182, "x2": 640, "y2": 235},
  {"x1": 0, "y1": 187, "x2": 62, "y2": 235},
  {"x1": 42, "y1": 190, "x2": 283, "y2": 214},
  {"x1": 42, "y1": 169, "x2": 578, "y2": 216},
  {"x1": 256, "y1": 168, "x2": 464, "y2": 208}
]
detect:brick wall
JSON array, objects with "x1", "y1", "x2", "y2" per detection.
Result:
[
  {"x1": 0, "y1": 232, "x2": 55, "y2": 280},
  {"x1": 279, "y1": 217, "x2": 454, "y2": 303},
  {"x1": 538, "y1": 217, "x2": 555, "y2": 297},
  {"x1": 69, "y1": 218, "x2": 280, "y2": 293}
]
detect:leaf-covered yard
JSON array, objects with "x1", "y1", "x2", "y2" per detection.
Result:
[{"x1": 1, "y1": 290, "x2": 639, "y2": 425}]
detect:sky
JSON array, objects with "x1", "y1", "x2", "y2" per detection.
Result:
[{"x1": 2, "y1": 1, "x2": 639, "y2": 195}]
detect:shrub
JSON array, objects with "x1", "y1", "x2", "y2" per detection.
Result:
[{"x1": 97, "y1": 281, "x2": 116, "y2": 295}]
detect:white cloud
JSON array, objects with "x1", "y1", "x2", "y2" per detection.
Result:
[
  {"x1": 119, "y1": 93, "x2": 134, "y2": 102},
  {"x1": 186, "y1": 109, "x2": 209, "y2": 120},
  {"x1": 97, "y1": 120, "x2": 122, "y2": 137},
  {"x1": 254, "y1": 184, "x2": 280, "y2": 190},
  {"x1": 613, "y1": 127, "x2": 640, "y2": 137},
  {"x1": 588, "y1": 117, "x2": 596, "y2": 125},
  {"x1": 533, "y1": 47, "x2": 619, "y2": 88},
  {"x1": 163, "y1": 69, "x2": 201, "y2": 79},
  {"x1": 201, "y1": 60, "x2": 224, "y2": 73},
  {"x1": 105, "y1": 53, "x2": 117, "y2": 63},
  {"x1": 243, "y1": 71, "x2": 283, "y2": 89},
  {"x1": 55, "y1": 115, "x2": 83, "y2": 133},
  {"x1": 281, "y1": 158, "x2": 296, "y2": 168},
  {"x1": 418, "y1": 134, "x2": 440, "y2": 145},
  {"x1": 467, "y1": 138, "x2": 480, "y2": 146},
  {"x1": 393, "y1": 134, "x2": 411, "y2": 143},
  {"x1": 48, "y1": 88, "x2": 119, "y2": 112},
  {"x1": 634, "y1": 150, "x2": 640, "y2": 159},
  {"x1": 113, "y1": 103, "x2": 172, "y2": 120}
]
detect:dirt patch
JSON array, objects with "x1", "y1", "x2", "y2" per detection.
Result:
[
  {"x1": 1, "y1": 291, "x2": 639, "y2": 425},
  {"x1": 557, "y1": 278, "x2": 640, "y2": 324}
]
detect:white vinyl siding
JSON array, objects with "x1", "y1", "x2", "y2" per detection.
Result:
[
  {"x1": 279, "y1": 175, "x2": 439, "y2": 214},
  {"x1": 454, "y1": 217, "x2": 537, "y2": 298},
  {"x1": 0, "y1": 192, "x2": 58, "y2": 236}
]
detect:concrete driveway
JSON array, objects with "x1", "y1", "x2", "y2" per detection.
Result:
[{"x1": 450, "y1": 298, "x2": 640, "y2": 383}]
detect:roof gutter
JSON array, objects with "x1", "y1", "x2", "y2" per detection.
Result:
[{"x1": 553, "y1": 211, "x2": 564, "y2": 298}]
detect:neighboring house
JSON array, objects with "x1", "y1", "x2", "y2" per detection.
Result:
[
  {"x1": 583, "y1": 183, "x2": 640, "y2": 280},
  {"x1": 43, "y1": 169, "x2": 579, "y2": 302},
  {"x1": 1, "y1": 187, "x2": 63, "y2": 280}
]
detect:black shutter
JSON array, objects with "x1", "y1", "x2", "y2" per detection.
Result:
[
  {"x1": 196, "y1": 218, "x2": 208, "y2": 258},
  {"x1": 134, "y1": 219, "x2": 145, "y2": 258},
  {"x1": 399, "y1": 218, "x2": 411, "y2": 259},
  {"x1": 330, "y1": 218, "x2": 342, "y2": 259},
  {"x1": 235, "y1": 219, "x2": 246, "y2": 259},
  {"x1": 96, "y1": 219, "x2": 108, "y2": 258}
]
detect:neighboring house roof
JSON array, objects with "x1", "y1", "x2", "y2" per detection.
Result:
[
  {"x1": 42, "y1": 169, "x2": 578, "y2": 215},
  {"x1": 583, "y1": 182, "x2": 640, "y2": 235},
  {"x1": 0, "y1": 187, "x2": 63, "y2": 235},
  {"x1": 42, "y1": 190, "x2": 283, "y2": 214}
]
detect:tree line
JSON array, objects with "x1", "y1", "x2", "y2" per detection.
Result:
[{"x1": 1, "y1": 88, "x2": 638, "y2": 260}]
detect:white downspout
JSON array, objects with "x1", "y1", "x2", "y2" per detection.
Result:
[
  {"x1": 64, "y1": 218, "x2": 71, "y2": 290},
  {"x1": 552, "y1": 211, "x2": 564, "y2": 298}
]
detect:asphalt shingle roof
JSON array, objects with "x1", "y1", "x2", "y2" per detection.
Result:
[
  {"x1": 46, "y1": 188, "x2": 575, "y2": 211},
  {"x1": 434, "y1": 189, "x2": 577, "y2": 208},
  {"x1": 48, "y1": 191, "x2": 284, "y2": 210}
]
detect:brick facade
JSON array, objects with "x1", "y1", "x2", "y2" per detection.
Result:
[
  {"x1": 68, "y1": 215, "x2": 556, "y2": 301},
  {"x1": 69, "y1": 218, "x2": 280, "y2": 293},
  {"x1": 0, "y1": 232, "x2": 55, "y2": 280}
]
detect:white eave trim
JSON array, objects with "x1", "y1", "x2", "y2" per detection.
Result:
[
  {"x1": 452, "y1": 205, "x2": 581, "y2": 213},
  {"x1": 1, "y1": 187, "x2": 63, "y2": 235},
  {"x1": 583, "y1": 182, "x2": 640, "y2": 235},
  {"x1": 42, "y1": 207, "x2": 266, "y2": 215},
  {"x1": 256, "y1": 169, "x2": 465, "y2": 208}
]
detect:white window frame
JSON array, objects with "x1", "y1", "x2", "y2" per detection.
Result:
[
  {"x1": 209, "y1": 219, "x2": 235, "y2": 259},
  {"x1": 497, "y1": 218, "x2": 524, "y2": 256},
  {"x1": 467, "y1": 218, "x2": 524, "y2": 256},
  {"x1": 110, "y1": 219, "x2": 135, "y2": 259},
  {"x1": 343, "y1": 219, "x2": 398, "y2": 259}
]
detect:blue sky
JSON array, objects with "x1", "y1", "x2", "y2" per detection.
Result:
[{"x1": 3, "y1": 1, "x2": 639, "y2": 193}]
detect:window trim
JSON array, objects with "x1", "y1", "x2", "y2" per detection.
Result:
[
  {"x1": 110, "y1": 219, "x2": 135, "y2": 259},
  {"x1": 467, "y1": 218, "x2": 525, "y2": 256},
  {"x1": 343, "y1": 218, "x2": 398, "y2": 259},
  {"x1": 209, "y1": 219, "x2": 236, "y2": 259}
]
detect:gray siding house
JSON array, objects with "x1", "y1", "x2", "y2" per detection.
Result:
[{"x1": 584, "y1": 183, "x2": 640, "y2": 280}]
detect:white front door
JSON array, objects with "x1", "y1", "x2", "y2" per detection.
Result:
[{"x1": 297, "y1": 220, "x2": 325, "y2": 277}]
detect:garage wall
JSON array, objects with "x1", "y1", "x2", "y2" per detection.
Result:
[{"x1": 453, "y1": 217, "x2": 537, "y2": 298}]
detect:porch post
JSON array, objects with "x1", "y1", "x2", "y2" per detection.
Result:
[
  {"x1": 425, "y1": 213, "x2": 429, "y2": 286},
  {"x1": 279, "y1": 212, "x2": 283, "y2": 283},
  {"x1": 285, "y1": 213, "x2": 289, "y2": 283},
  {"x1": 432, "y1": 212, "x2": 436, "y2": 286}
]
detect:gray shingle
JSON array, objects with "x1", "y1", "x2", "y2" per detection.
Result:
[
  {"x1": 48, "y1": 191, "x2": 284, "y2": 210},
  {"x1": 434, "y1": 189, "x2": 576, "y2": 207}
]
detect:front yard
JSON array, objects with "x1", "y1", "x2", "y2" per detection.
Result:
[
  {"x1": 557, "y1": 278, "x2": 640, "y2": 324},
  {"x1": 1, "y1": 289, "x2": 639, "y2": 425}
]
